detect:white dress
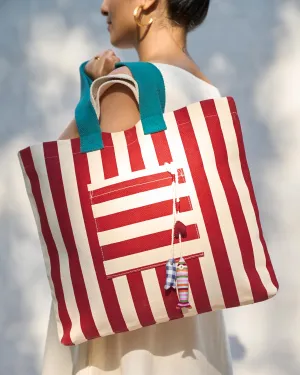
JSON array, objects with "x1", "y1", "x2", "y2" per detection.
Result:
[{"x1": 42, "y1": 63, "x2": 233, "y2": 375}]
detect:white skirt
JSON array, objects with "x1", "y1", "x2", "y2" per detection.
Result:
[{"x1": 42, "y1": 303, "x2": 233, "y2": 375}]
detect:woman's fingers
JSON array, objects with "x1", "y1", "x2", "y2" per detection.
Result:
[{"x1": 85, "y1": 50, "x2": 120, "y2": 79}]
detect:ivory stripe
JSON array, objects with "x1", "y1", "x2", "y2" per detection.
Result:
[
  {"x1": 113, "y1": 276, "x2": 143, "y2": 331},
  {"x1": 111, "y1": 132, "x2": 132, "y2": 177},
  {"x1": 136, "y1": 122, "x2": 159, "y2": 169},
  {"x1": 87, "y1": 151, "x2": 104, "y2": 188},
  {"x1": 141, "y1": 269, "x2": 169, "y2": 324}
]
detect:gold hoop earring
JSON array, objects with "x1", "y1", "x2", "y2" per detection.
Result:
[{"x1": 133, "y1": 5, "x2": 153, "y2": 27}]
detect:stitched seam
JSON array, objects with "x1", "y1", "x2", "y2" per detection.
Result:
[
  {"x1": 102, "y1": 135, "x2": 139, "y2": 149},
  {"x1": 21, "y1": 111, "x2": 239, "y2": 167},
  {"x1": 176, "y1": 111, "x2": 237, "y2": 127},
  {"x1": 187, "y1": 196, "x2": 193, "y2": 211},
  {"x1": 194, "y1": 223, "x2": 200, "y2": 240},
  {"x1": 179, "y1": 169, "x2": 186, "y2": 183},
  {"x1": 91, "y1": 169, "x2": 185, "y2": 200},
  {"x1": 22, "y1": 137, "x2": 141, "y2": 167},
  {"x1": 90, "y1": 176, "x2": 172, "y2": 200}
]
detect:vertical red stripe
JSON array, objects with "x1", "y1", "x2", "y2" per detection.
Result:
[
  {"x1": 127, "y1": 272, "x2": 156, "y2": 327},
  {"x1": 228, "y1": 97, "x2": 279, "y2": 290},
  {"x1": 125, "y1": 127, "x2": 145, "y2": 172},
  {"x1": 201, "y1": 100, "x2": 269, "y2": 302},
  {"x1": 151, "y1": 131, "x2": 173, "y2": 166},
  {"x1": 20, "y1": 147, "x2": 73, "y2": 345},
  {"x1": 71, "y1": 140, "x2": 128, "y2": 334},
  {"x1": 44, "y1": 142, "x2": 100, "y2": 339},
  {"x1": 156, "y1": 266, "x2": 183, "y2": 320},
  {"x1": 101, "y1": 133, "x2": 118, "y2": 179},
  {"x1": 175, "y1": 106, "x2": 240, "y2": 308},
  {"x1": 188, "y1": 258, "x2": 212, "y2": 314}
]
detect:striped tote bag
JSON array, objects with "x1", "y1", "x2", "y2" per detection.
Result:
[{"x1": 18, "y1": 61, "x2": 279, "y2": 346}]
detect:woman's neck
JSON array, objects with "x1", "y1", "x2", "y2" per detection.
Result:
[
  {"x1": 135, "y1": 24, "x2": 189, "y2": 64},
  {"x1": 134, "y1": 23, "x2": 211, "y2": 85}
]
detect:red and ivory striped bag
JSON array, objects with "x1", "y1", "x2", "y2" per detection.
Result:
[{"x1": 18, "y1": 62, "x2": 279, "y2": 346}]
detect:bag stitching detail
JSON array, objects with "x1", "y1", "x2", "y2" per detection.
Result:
[{"x1": 90, "y1": 176, "x2": 172, "y2": 200}]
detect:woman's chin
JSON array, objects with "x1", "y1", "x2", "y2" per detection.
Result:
[
  {"x1": 109, "y1": 36, "x2": 119, "y2": 48},
  {"x1": 109, "y1": 31, "x2": 134, "y2": 49}
]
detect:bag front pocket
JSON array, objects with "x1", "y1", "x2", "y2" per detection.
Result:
[{"x1": 89, "y1": 168, "x2": 202, "y2": 279}]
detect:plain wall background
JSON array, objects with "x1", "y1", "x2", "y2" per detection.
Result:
[{"x1": 0, "y1": 0, "x2": 299, "y2": 374}]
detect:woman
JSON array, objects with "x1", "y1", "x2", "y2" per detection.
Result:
[{"x1": 43, "y1": 0, "x2": 233, "y2": 374}]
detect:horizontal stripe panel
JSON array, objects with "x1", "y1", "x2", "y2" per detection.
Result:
[
  {"x1": 95, "y1": 196, "x2": 192, "y2": 231},
  {"x1": 97, "y1": 210, "x2": 196, "y2": 246},
  {"x1": 90, "y1": 171, "x2": 185, "y2": 204},
  {"x1": 102, "y1": 224, "x2": 199, "y2": 261},
  {"x1": 88, "y1": 164, "x2": 176, "y2": 191},
  {"x1": 103, "y1": 235, "x2": 202, "y2": 277},
  {"x1": 92, "y1": 183, "x2": 188, "y2": 218}
]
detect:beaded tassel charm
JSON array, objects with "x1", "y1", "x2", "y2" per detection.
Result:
[
  {"x1": 176, "y1": 257, "x2": 192, "y2": 309},
  {"x1": 164, "y1": 259, "x2": 177, "y2": 290}
]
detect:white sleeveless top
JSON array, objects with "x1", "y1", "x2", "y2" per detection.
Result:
[{"x1": 42, "y1": 64, "x2": 233, "y2": 375}]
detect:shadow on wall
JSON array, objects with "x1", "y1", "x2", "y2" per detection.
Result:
[{"x1": 0, "y1": 0, "x2": 298, "y2": 374}]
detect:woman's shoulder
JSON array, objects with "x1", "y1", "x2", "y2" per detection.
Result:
[
  {"x1": 152, "y1": 62, "x2": 220, "y2": 98},
  {"x1": 150, "y1": 63, "x2": 221, "y2": 112},
  {"x1": 106, "y1": 62, "x2": 221, "y2": 113},
  {"x1": 109, "y1": 62, "x2": 220, "y2": 97}
]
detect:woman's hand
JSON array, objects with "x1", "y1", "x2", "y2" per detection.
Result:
[{"x1": 84, "y1": 50, "x2": 121, "y2": 80}]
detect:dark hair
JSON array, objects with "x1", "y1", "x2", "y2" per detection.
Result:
[{"x1": 167, "y1": 0, "x2": 210, "y2": 32}]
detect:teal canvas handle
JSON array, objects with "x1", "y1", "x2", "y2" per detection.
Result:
[
  {"x1": 75, "y1": 61, "x2": 104, "y2": 152},
  {"x1": 75, "y1": 61, "x2": 167, "y2": 153}
]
